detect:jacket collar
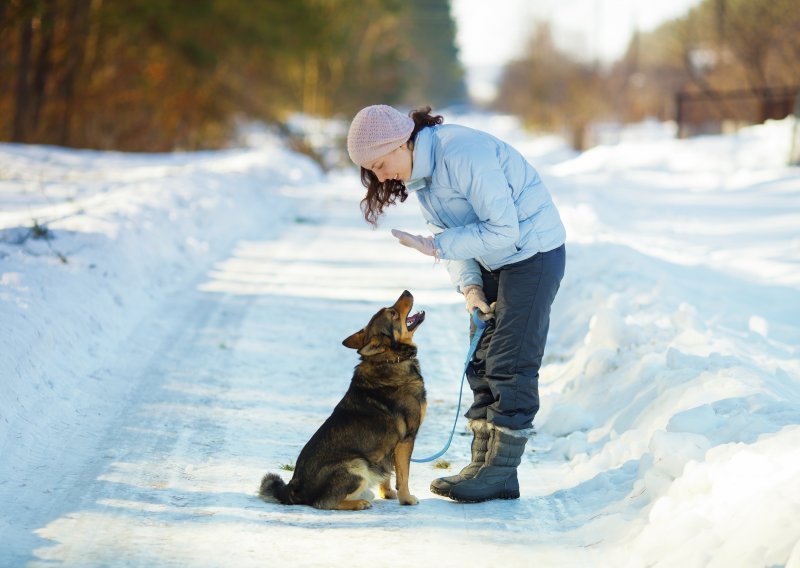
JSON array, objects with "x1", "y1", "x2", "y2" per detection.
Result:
[{"x1": 406, "y1": 127, "x2": 435, "y2": 192}]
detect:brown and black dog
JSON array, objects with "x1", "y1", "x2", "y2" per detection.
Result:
[{"x1": 259, "y1": 290, "x2": 426, "y2": 510}]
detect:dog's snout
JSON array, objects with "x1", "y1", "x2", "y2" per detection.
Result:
[{"x1": 395, "y1": 291, "x2": 414, "y2": 313}]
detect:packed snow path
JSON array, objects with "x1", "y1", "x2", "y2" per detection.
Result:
[{"x1": 2, "y1": 117, "x2": 799, "y2": 567}]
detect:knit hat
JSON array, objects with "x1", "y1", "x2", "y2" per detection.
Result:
[{"x1": 347, "y1": 105, "x2": 414, "y2": 168}]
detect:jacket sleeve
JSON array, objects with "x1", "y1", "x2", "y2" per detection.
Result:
[
  {"x1": 432, "y1": 151, "x2": 520, "y2": 260},
  {"x1": 445, "y1": 259, "x2": 483, "y2": 293}
]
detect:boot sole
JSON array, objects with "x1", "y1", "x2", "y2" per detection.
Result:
[
  {"x1": 429, "y1": 485, "x2": 453, "y2": 498},
  {"x1": 450, "y1": 490, "x2": 520, "y2": 503}
]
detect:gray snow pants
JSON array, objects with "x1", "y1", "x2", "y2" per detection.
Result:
[{"x1": 464, "y1": 244, "x2": 566, "y2": 430}]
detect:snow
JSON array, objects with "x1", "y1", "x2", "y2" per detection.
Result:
[{"x1": 1, "y1": 114, "x2": 799, "y2": 567}]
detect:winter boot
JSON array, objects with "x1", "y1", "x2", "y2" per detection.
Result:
[
  {"x1": 430, "y1": 420, "x2": 491, "y2": 497},
  {"x1": 448, "y1": 424, "x2": 528, "y2": 503}
]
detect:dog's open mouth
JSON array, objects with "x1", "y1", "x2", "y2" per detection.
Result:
[{"x1": 406, "y1": 311, "x2": 425, "y2": 331}]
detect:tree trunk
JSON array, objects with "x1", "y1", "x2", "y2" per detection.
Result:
[
  {"x1": 302, "y1": 52, "x2": 319, "y2": 116},
  {"x1": 59, "y1": 0, "x2": 91, "y2": 147},
  {"x1": 12, "y1": 16, "x2": 33, "y2": 142},
  {"x1": 32, "y1": 0, "x2": 57, "y2": 132}
]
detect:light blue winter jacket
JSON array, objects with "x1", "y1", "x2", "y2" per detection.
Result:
[{"x1": 406, "y1": 124, "x2": 566, "y2": 292}]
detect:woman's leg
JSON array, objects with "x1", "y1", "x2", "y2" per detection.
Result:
[
  {"x1": 485, "y1": 245, "x2": 565, "y2": 430},
  {"x1": 449, "y1": 246, "x2": 565, "y2": 502},
  {"x1": 463, "y1": 269, "x2": 499, "y2": 421}
]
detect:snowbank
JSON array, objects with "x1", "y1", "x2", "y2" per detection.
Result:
[
  {"x1": 533, "y1": 117, "x2": 800, "y2": 567},
  {"x1": 0, "y1": 141, "x2": 322, "y2": 504}
]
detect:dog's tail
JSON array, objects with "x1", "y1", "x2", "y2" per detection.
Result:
[{"x1": 259, "y1": 473, "x2": 296, "y2": 505}]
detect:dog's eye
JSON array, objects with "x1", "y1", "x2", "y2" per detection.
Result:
[{"x1": 388, "y1": 309, "x2": 398, "y2": 319}]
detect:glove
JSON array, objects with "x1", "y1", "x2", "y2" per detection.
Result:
[
  {"x1": 463, "y1": 285, "x2": 495, "y2": 320},
  {"x1": 391, "y1": 229, "x2": 436, "y2": 257}
]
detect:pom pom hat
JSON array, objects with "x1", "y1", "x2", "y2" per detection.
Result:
[{"x1": 347, "y1": 105, "x2": 414, "y2": 168}]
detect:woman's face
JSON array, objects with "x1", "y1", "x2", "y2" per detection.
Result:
[{"x1": 367, "y1": 143, "x2": 413, "y2": 183}]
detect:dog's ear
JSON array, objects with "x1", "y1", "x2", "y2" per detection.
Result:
[
  {"x1": 342, "y1": 329, "x2": 366, "y2": 350},
  {"x1": 357, "y1": 336, "x2": 387, "y2": 357},
  {"x1": 343, "y1": 330, "x2": 387, "y2": 356}
]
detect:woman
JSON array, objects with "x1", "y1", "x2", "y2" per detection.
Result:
[{"x1": 346, "y1": 104, "x2": 566, "y2": 503}]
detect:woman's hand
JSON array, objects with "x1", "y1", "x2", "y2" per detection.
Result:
[
  {"x1": 391, "y1": 229, "x2": 436, "y2": 257},
  {"x1": 463, "y1": 285, "x2": 494, "y2": 320}
]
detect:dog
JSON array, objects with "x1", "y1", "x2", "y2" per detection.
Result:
[{"x1": 259, "y1": 290, "x2": 427, "y2": 510}]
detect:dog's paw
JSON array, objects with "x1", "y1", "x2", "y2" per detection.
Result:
[
  {"x1": 399, "y1": 494, "x2": 419, "y2": 506},
  {"x1": 380, "y1": 486, "x2": 398, "y2": 500},
  {"x1": 334, "y1": 498, "x2": 373, "y2": 511}
]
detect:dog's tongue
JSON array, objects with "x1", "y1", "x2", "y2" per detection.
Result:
[{"x1": 407, "y1": 311, "x2": 425, "y2": 328}]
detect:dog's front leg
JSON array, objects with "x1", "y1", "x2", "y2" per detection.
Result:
[{"x1": 394, "y1": 439, "x2": 418, "y2": 505}]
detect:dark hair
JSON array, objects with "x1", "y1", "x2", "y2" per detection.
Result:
[{"x1": 359, "y1": 106, "x2": 444, "y2": 226}]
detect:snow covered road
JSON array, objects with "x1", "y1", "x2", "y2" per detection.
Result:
[
  {"x1": 6, "y1": 173, "x2": 589, "y2": 566},
  {"x1": 2, "y1": 116, "x2": 799, "y2": 567}
]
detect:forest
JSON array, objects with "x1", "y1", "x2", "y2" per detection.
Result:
[
  {"x1": 493, "y1": 0, "x2": 800, "y2": 143},
  {"x1": 2, "y1": 0, "x2": 798, "y2": 152},
  {"x1": 0, "y1": 0, "x2": 464, "y2": 151}
]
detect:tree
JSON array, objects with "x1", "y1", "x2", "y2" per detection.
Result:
[
  {"x1": 492, "y1": 0, "x2": 800, "y2": 137},
  {"x1": 399, "y1": 0, "x2": 467, "y2": 109},
  {"x1": 0, "y1": 0, "x2": 466, "y2": 151},
  {"x1": 493, "y1": 22, "x2": 610, "y2": 141}
]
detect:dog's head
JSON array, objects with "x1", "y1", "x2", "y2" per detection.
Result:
[{"x1": 342, "y1": 290, "x2": 425, "y2": 357}]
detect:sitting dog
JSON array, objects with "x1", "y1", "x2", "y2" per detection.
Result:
[{"x1": 259, "y1": 290, "x2": 426, "y2": 510}]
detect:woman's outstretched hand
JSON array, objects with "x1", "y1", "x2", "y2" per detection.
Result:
[{"x1": 391, "y1": 229, "x2": 436, "y2": 257}]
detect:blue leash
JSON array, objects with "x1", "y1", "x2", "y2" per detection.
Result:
[{"x1": 411, "y1": 309, "x2": 487, "y2": 463}]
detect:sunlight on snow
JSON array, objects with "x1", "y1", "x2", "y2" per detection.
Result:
[{"x1": 197, "y1": 235, "x2": 458, "y2": 304}]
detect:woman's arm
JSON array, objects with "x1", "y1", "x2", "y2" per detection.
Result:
[{"x1": 434, "y1": 154, "x2": 520, "y2": 260}]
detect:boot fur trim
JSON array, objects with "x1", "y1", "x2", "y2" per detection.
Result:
[
  {"x1": 468, "y1": 419, "x2": 490, "y2": 434},
  {"x1": 488, "y1": 422, "x2": 536, "y2": 438}
]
